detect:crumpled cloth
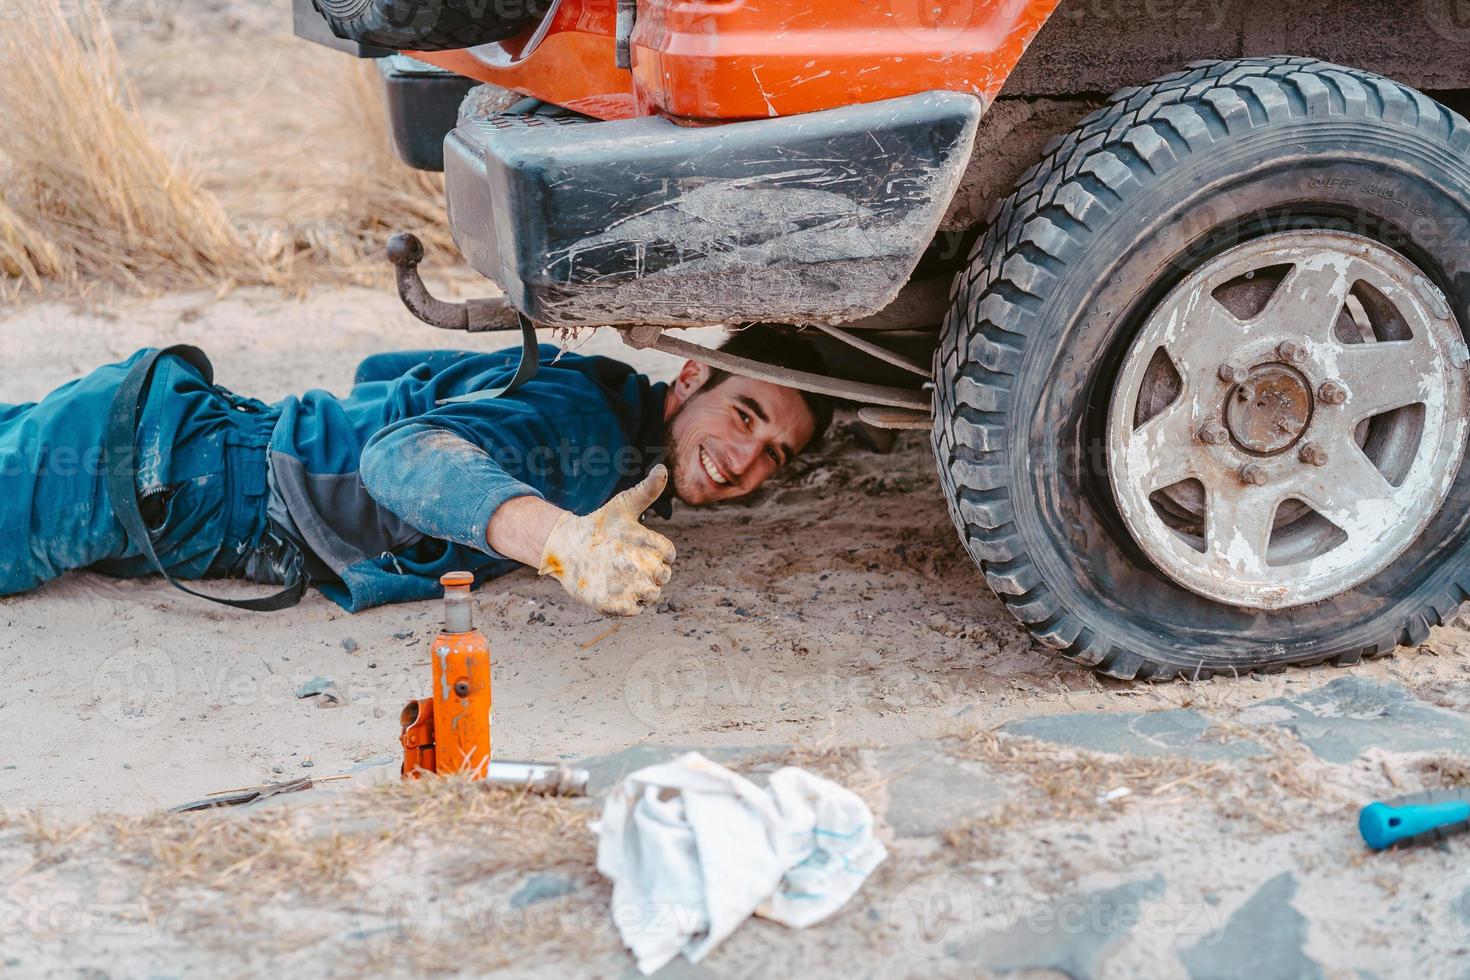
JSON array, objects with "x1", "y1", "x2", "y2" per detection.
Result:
[{"x1": 594, "y1": 752, "x2": 887, "y2": 974}]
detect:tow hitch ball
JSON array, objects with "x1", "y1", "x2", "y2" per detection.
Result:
[{"x1": 386, "y1": 232, "x2": 520, "y2": 333}]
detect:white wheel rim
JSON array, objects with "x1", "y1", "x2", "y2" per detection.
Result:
[{"x1": 1106, "y1": 231, "x2": 1469, "y2": 610}]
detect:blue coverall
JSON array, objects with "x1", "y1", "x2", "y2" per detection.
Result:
[{"x1": 0, "y1": 345, "x2": 670, "y2": 611}]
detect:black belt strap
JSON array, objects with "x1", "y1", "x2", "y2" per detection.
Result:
[
  {"x1": 436, "y1": 313, "x2": 541, "y2": 405},
  {"x1": 104, "y1": 345, "x2": 307, "y2": 611}
]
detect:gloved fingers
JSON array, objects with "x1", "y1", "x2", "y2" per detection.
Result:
[
  {"x1": 616, "y1": 464, "x2": 669, "y2": 518},
  {"x1": 633, "y1": 581, "x2": 663, "y2": 606},
  {"x1": 631, "y1": 526, "x2": 676, "y2": 564},
  {"x1": 599, "y1": 594, "x2": 643, "y2": 617},
  {"x1": 652, "y1": 561, "x2": 673, "y2": 587}
]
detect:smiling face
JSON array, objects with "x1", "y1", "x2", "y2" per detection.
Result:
[{"x1": 662, "y1": 361, "x2": 817, "y2": 506}]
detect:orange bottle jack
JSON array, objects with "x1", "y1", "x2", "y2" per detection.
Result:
[{"x1": 400, "y1": 571, "x2": 493, "y2": 779}]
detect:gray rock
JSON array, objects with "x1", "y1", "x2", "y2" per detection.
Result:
[
  {"x1": 1002, "y1": 709, "x2": 1264, "y2": 760},
  {"x1": 1249, "y1": 677, "x2": 1470, "y2": 763},
  {"x1": 637, "y1": 958, "x2": 721, "y2": 979},
  {"x1": 295, "y1": 676, "x2": 346, "y2": 706},
  {"x1": 509, "y1": 873, "x2": 579, "y2": 910},
  {"x1": 957, "y1": 874, "x2": 1165, "y2": 976},
  {"x1": 875, "y1": 743, "x2": 1005, "y2": 837},
  {"x1": 1183, "y1": 872, "x2": 1322, "y2": 980},
  {"x1": 579, "y1": 745, "x2": 787, "y2": 794}
]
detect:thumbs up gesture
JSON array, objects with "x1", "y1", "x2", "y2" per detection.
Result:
[{"x1": 537, "y1": 465, "x2": 677, "y2": 616}]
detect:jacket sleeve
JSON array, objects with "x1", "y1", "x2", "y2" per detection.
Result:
[{"x1": 358, "y1": 406, "x2": 552, "y2": 556}]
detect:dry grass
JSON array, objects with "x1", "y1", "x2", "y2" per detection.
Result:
[
  {"x1": 6, "y1": 774, "x2": 607, "y2": 970},
  {"x1": 1415, "y1": 754, "x2": 1470, "y2": 789},
  {"x1": 938, "y1": 723, "x2": 1345, "y2": 860},
  {"x1": 0, "y1": 1, "x2": 268, "y2": 295},
  {"x1": 253, "y1": 59, "x2": 459, "y2": 289},
  {"x1": 10, "y1": 775, "x2": 597, "y2": 901},
  {"x1": 0, "y1": 0, "x2": 458, "y2": 299}
]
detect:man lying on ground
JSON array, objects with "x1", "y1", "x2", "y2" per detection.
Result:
[{"x1": 0, "y1": 325, "x2": 831, "y2": 615}]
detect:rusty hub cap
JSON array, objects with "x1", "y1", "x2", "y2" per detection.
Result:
[
  {"x1": 1105, "y1": 231, "x2": 1468, "y2": 610},
  {"x1": 1224, "y1": 365, "x2": 1312, "y2": 454}
]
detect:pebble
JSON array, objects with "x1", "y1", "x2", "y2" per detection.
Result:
[
  {"x1": 734, "y1": 607, "x2": 749, "y2": 617},
  {"x1": 302, "y1": 759, "x2": 315, "y2": 768},
  {"x1": 373, "y1": 707, "x2": 386, "y2": 719},
  {"x1": 272, "y1": 765, "x2": 284, "y2": 774},
  {"x1": 341, "y1": 637, "x2": 359, "y2": 653}
]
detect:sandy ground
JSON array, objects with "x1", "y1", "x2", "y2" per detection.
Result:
[
  {"x1": 6, "y1": 2, "x2": 1470, "y2": 975},
  {"x1": 5, "y1": 291, "x2": 1470, "y2": 978}
]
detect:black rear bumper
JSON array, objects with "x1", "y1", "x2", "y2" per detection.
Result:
[{"x1": 443, "y1": 92, "x2": 982, "y2": 327}]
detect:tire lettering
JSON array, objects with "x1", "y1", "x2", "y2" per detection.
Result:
[{"x1": 1362, "y1": 184, "x2": 1427, "y2": 216}]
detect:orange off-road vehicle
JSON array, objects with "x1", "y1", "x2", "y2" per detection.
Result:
[{"x1": 297, "y1": 0, "x2": 1470, "y2": 679}]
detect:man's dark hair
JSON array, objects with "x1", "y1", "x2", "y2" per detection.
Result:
[{"x1": 701, "y1": 324, "x2": 835, "y2": 445}]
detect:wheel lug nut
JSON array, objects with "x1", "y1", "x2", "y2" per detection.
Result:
[
  {"x1": 1236, "y1": 383, "x2": 1256, "y2": 403},
  {"x1": 1318, "y1": 381, "x2": 1347, "y2": 405},
  {"x1": 1197, "y1": 423, "x2": 1229, "y2": 445},
  {"x1": 1238, "y1": 463, "x2": 1268, "y2": 486},
  {"x1": 1218, "y1": 363, "x2": 1247, "y2": 384},
  {"x1": 1277, "y1": 340, "x2": 1307, "y2": 365},
  {"x1": 1298, "y1": 442, "x2": 1329, "y2": 466}
]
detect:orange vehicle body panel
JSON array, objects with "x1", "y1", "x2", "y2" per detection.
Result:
[{"x1": 414, "y1": 0, "x2": 1062, "y2": 123}]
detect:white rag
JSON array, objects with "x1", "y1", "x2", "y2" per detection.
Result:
[{"x1": 594, "y1": 751, "x2": 887, "y2": 975}]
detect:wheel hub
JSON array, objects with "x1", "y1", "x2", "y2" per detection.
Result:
[
  {"x1": 1105, "y1": 231, "x2": 1468, "y2": 610},
  {"x1": 1224, "y1": 364, "x2": 1312, "y2": 455}
]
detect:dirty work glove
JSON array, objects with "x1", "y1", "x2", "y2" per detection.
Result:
[{"x1": 538, "y1": 465, "x2": 676, "y2": 617}]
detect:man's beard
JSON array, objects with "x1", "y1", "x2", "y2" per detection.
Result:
[{"x1": 662, "y1": 424, "x2": 698, "y2": 504}]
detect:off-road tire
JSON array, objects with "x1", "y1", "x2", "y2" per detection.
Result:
[
  {"x1": 932, "y1": 57, "x2": 1470, "y2": 679},
  {"x1": 314, "y1": 0, "x2": 547, "y2": 51}
]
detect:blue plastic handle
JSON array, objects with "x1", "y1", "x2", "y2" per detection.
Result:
[{"x1": 1359, "y1": 799, "x2": 1470, "y2": 850}]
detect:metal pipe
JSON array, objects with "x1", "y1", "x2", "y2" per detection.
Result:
[
  {"x1": 811, "y1": 322, "x2": 932, "y2": 378},
  {"x1": 626, "y1": 330, "x2": 931, "y2": 410},
  {"x1": 482, "y1": 761, "x2": 590, "y2": 796}
]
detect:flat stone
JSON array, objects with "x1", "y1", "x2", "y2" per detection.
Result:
[
  {"x1": 1183, "y1": 872, "x2": 1322, "y2": 980},
  {"x1": 509, "y1": 873, "x2": 578, "y2": 910},
  {"x1": 1245, "y1": 677, "x2": 1470, "y2": 763},
  {"x1": 296, "y1": 675, "x2": 345, "y2": 705},
  {"x1": 957, "y1": 874, "x2": 1165, "y2": 975},
  {"x1": 579, "y1": 745, "x2": 784, "y2": 795},
  {"x1": 874, "y1": 743, "x2": 1005, "y2": 838},
  {"x1": 637, "y1": 959, "x2": 721, "y2": 980},
  {"x1": 1002, "y1": 709, "x2": 1264, "y2": 761}
]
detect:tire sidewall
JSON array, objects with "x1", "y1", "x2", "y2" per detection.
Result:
[{"x1": 1013, "y1": 118, "x2": 1470, "y2": 669}]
